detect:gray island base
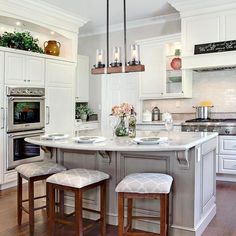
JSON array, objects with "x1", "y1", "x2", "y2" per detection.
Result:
[{"x1": 26, "y1": 131, "x2": 218, "y2": 236}]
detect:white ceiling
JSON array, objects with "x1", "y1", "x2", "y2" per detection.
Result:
[{"x1": 40, "y1": 0, "x2": 177, "y2": 35}]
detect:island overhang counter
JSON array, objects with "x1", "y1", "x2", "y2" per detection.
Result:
[{"x1": 26, "y1": 131, "x2": 218, "y2": 236}]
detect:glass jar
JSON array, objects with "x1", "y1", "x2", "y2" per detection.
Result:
[{"x1": 115, "y1": 116, "x2": 128, "y2": 137}]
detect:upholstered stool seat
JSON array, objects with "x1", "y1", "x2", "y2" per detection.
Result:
[
  {"x1": 46, "y1": 168, "x2": 109, "y2": 236},
  {"x1": 115, "y1": 173, "x2": 173, "y2": 194},
  {"x1": 15, "y1": 161, "x2": 66, "y2": 178},
  {"x1": 116, "y1": 173, "x2": 173, "y2": 236},
  {"x1": 16, "y1": 161, "x2": 66, "y2": 235}
]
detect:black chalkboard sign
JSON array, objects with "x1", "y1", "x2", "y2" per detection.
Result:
[{"x1": 194, "y1": 40, "x2": 236, "y2": 55}]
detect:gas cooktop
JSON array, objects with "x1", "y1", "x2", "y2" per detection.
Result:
[
  {"x1": 182, "y1": 118, "x2": 236, "y2": 135},
  {"x1": 185, "y1": 118, "x2": 236, "y2": 123}
]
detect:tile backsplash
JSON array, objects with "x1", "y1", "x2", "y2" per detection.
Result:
[{"x1": 143, "y1": 69, "x2": 236, "y2": 116}]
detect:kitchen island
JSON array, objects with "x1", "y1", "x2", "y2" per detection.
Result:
[{"x1": 26, "y1": 131, "x2": 218, "y2": 236}]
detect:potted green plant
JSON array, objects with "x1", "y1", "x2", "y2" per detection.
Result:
[
  {"x1": 76, "y1": 104, "x2": 92, "y2": 121},
  {"x1": 0, "y1": 31, "x2": 44, "y2": 53}
]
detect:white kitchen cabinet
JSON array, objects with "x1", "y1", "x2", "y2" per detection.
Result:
[
  {"x1": 138, "y1": 34, "x2": 192, "y2": 99},
  {"x1": 25, "y1": 56, "x2": 45, "y2": 85},
  {"x1": 139, "y1": 40, "x2": 164, "y2": 98},
  {"x1": 46, "y1": 59, "x2": 74, "y2": 87},
  {"x1": 0, "y1": 85, "x2": 3, "y2": 184},
  {"x1": 76, "y1": 55, "x2": 89, "y2": 102},
  {"x1": 45, "y1": 59, "x2": 76, "y2": 134},
  {"x1": 219, "y1": 136, "x2": 236, "y2": 174},
  {"x1": 0, "y1": 52, "x2": 4, "y2": 84},
  {"x1": 5, "y1": 52, "x2": 45, "y2": 86},
  {"x1": 45, "y1": 86, "x2": 74, "y2": 134}
]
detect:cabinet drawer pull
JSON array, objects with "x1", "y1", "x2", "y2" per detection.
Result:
[
  {"x1": 1, "y1": 107, "x2": 4, "y2": 129},
  {"x1": 46, "y1": 106, "x2": 50, "y2": 125},
  {"x1": 27, "y1": 80, "x2": 30, "y2": 82}
]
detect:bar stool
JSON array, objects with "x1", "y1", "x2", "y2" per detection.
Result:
[
  {"x1": 115, "y1": 173, "x2": 173, "y2": 236},
  {"x1": 46, "y1": 168, "x2": 109, "y2": 236},
  {"x1": 15, "y1": 161, "x2": 66, "y2": 234}
]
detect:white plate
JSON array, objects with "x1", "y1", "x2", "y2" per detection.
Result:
[
  {"x1": 73, "y1": 136, "x2": 106, "y2": 144},
  {"x1": 41, "y1": 133, "x2": 69, "y2": 140},
  {"x1": 133, "y1": 137, "x2": 168, "y2": 145}
]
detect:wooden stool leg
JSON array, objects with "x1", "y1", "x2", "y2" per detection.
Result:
[
  {"x1": 166, "y1": 194, "x2": 169, "y2": 236},
  {"x1": 160, "y1": 194, "x2": 168, "y2": 236},
  {"x1": 75, "y1": 189, "x2": 83, "y2": 236},
  {"x1": 127, "y1": 199, "x2": 133, "y2": 231},
  {"x1": 17, "y1": 173, "x2": 22, "y2": 226},
  {"x1": 48, "y1": 183, "x2": 55, "y2": 236},
  {"x1": 59, "y1": 190, "x2": 65, "y2": 218},
  {"x1": 28, "y1": 179, "x2": 34, "y2": 235},
  {"x1": 100, "y1": 181, "x2": 107, "y2": 236},
  {"x1": 118, "y1": 192, "x2": 124, "y2": 236}
]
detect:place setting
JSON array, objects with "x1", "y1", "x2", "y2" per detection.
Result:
[
  {"x1": 72, "y1": 136, "x2": 107, "y2": 144},
  {"x1": 41, "y1": 133, "x2": 70, "y2": 140}
]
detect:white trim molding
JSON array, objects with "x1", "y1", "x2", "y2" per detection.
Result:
[
  {"x1": 79, "y1": 13, "x2": 180, "y2": 38},
  {"x1": 0, "y1": 0, "x2": 88, "y2": 34},
  {"x1": 168, "y1": 0, "x2": 236, "y2": 17}
]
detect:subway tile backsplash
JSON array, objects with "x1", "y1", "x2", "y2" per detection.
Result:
[{"x1": 143, "y1": 70, "x2": 236, "y2": 116}]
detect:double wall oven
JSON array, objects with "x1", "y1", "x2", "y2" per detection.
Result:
[{"x1": 6, "y1": 87, "x2": 45, "y2": 170}]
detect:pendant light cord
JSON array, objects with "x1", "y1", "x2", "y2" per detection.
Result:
[
  {"x1": 124, "y1": 0, "x2": 127, "y2": 66},
  {"x1": 107, "y1": 0, "x2": 109, "y2": 67}
]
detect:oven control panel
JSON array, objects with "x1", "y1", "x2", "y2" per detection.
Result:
[{"x1": 7, "y1": 87, "x2": 45, "y2": 96}]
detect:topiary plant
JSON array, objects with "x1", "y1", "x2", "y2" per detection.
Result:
[{"x1": 0, "y1": 31, "x2": 44, "y2": 53}]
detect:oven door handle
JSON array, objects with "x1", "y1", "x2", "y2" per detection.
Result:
[
  {"x1": 1, "y1": 107, "x2": 4, "y2": 129},
  {"x1": 46, "y1": 106, "x2": 50, "y2": 125},
  {"x1": 8, "y1": 130, "x2": 45, "y2": 138},
  {"x1": 8, "y1": 96, "x2": 45, "y2": 101}
]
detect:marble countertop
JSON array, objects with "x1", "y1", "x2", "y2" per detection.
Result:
[{"x1": 25, "y1": 131, "x2": 218, "y2": 152}]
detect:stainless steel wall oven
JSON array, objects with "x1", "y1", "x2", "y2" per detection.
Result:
[
  {"x1": 6, "y1": 87, "x2": 45, "y2": 170},
  {"x1": 7, "y1": 87, "x2": 45, "y2": 132},
  {"x1": 7, "y1": 130, "x2": 44, "y2": 170}
]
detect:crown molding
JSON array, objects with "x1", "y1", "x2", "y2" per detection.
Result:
[
  {"x1": 168, "y1": 0, "x2": 236, "y2": 17},
  {"x1": 79, "y1": 13, "x2": 180, "y2": 38},
  {"x1": 0, "y1": 0, "x2": 88, "y2": 34}
]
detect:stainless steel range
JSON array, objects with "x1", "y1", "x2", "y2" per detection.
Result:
[{"x1": 181, "y1": 118, "x2": 236, "y2": 135}]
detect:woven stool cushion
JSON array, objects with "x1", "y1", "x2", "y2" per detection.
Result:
[
  {"x1": 115, "y1": 173, "x2": 173, "y2": 194},
  {"x1": 15, "y1": 162, "x2": 66, "y2": 178},
  {"x1": 46, "y1": 168, "x2": 109, "y2": 188}
]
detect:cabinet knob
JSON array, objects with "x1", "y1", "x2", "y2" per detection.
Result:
[
  {"x1": 27, "y1": 80, "x2": 30, "y2": 82},
  {"x1": 24, "y1": 79, "x2": 26, "y2": 82}
]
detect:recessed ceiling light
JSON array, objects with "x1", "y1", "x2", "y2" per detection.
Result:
[
  {"x1": 16, "y1": 21, "x2": 21, "y2": 26},
  {"x1": 50, "y1": 31, "x2": 55, "y2": 35},
  {"x1": 0, "y1": 27, "x2": 4, "y2": 30}
]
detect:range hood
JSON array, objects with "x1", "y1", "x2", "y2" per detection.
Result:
[{"x1": 182, "y1": 50, "x2": 236, "y2": 72}]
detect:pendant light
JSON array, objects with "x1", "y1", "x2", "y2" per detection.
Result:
[{"x1": 91, "y1": 0, "x2": 145, "y2": 75}]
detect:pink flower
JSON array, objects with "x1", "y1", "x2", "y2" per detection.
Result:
[{"x1": 111, "y1": 103, "x2": 134, "y2": 117}]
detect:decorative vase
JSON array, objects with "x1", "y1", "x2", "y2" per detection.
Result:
[
  {"x1": 80, "y1": 113, "x2": 87, "y2": 122},
  {"x1": 170, "y1": 49, "x2": 182, "y2": 70},
  {"x1": 115, "y1": 116, "x2": 128, "y2": 137},
  {"x1": 44, "y1": 40, "x2": 61, "y2": 56}
]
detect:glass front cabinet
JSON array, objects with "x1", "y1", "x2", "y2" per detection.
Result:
[{"x1": 139, "y1": 34, "x2": 192, "y2": 99}]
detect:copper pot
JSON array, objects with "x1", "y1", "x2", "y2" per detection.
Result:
[{"x1": 44, "y1": 40, "x2": 61, "y2": 56}]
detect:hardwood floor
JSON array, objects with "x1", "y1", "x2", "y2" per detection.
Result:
[{"x1": 0, "y1": 181, "x2": 236, "y2": 236}]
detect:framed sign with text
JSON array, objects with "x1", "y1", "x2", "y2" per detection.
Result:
[{"x1": 194, "y1": 40, "x2": 236, "y2": 55}]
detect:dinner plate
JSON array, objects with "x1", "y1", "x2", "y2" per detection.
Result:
[
  {"x1": 73, "y1": 136, "x2": 106, "y2": 143},
  {"x1": 41, "y1": 133, "x2": 69, "y2": 140},
  {"x1": 133, "y1": 137, "x2": 168, "y2": 145}
]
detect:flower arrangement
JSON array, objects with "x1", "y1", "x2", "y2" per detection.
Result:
[
  {"x1": 111, "y1": 103, "x2": 134, "y2": 117},
  {"x1": 111, "y1": 103, "x2": 134, "y2": 137}
]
